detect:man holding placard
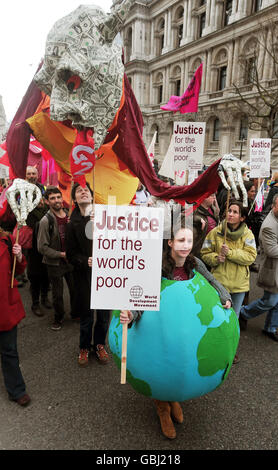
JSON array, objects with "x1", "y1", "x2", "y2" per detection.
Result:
[{"x1": 66, "y1": 183, "x2": 110, "y2": 366}]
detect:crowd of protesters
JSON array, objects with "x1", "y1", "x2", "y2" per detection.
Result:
[{"x1": 0, "y1": 165, "x2": 278, "y2": 440}]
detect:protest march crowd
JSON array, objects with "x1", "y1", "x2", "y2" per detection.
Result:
[
  {"x1": 0, "y1": 163, "x2": 278, "y2": 440},
  {"x1": 1, "y1": 0, "x2": 278, "y2": 444}
]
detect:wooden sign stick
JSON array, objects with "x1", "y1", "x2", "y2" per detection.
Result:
[
  {"x1": 224, "y1": 189, "x2": 231, "y2": 244},
  {"x1": 11, "y1": 225, "x2": 20, "y2": 288},
  {"x1": 121, "y1": 312, "x2": 128, "y2": 384}
]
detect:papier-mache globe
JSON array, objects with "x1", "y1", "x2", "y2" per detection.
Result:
[{"x1": 109, "y1": 272, "x2": 239, "y2": 402}]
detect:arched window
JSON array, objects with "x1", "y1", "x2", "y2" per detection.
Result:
[
  {"x1": 199, "y1": 12, "x2": 206, "y2": 38},
  {"x1": 175, "y1": 6, "x2": 184, "y2": 47},
  {"x1": 157, "y1": 18, "x2": 165, "y2": 55}
]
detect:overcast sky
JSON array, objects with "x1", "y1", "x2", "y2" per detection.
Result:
[{"x1": 0, "y1": 0, "x2": 113, "y2": 122}]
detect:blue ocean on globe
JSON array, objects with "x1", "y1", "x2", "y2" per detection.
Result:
[{"x1": 109, "y1": 271, "x2": 240, "y2": 402}]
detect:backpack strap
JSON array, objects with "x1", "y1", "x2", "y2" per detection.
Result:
[{"x1": 45, "y1": 212, "x2": 55, "y2": 239}]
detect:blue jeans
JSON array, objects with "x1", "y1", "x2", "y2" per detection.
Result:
[
  {"x1": 231, "y1": 292, "x2": 246, "y2": 318},
  {"x1": 0, "y1": 326, "x2": 26, "y2": 400},
  {"x1": 240, "y1": 291, "x2": 278, "y2": 333}
]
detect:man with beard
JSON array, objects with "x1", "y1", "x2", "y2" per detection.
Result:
[
  {"x1": 65, "y1": 183, "x2": 110, "y2": 366},
  {"x1": 37, "y1": 186, "x2": 77, "y2": 330},
  {"x1": 25, "y1": 166, "x2": 45, "y2": 196}
]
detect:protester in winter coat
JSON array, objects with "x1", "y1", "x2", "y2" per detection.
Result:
[
  {"x1": 239, "y1": 193, "x2": 278, "y2": 342},
  {"x1": 201, "y1": 200, "x2": 257, "y2": 319},
  {"x1": 201, "y1": 200, "x2": 257, "y2": 363},
  {"x1": 0, "y1": 228, "x2": 30, "y2": 406},
  {"x1": 65, "y1": 183, "x2": 110, "y2": 366}
]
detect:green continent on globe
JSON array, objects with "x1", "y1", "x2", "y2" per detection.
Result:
[
  {"x1": 112, "y1": 353, "x2": 152, "y2": 396},
  {"x1": 197, "y1": 314, "x2": 239, "y2": 379}
]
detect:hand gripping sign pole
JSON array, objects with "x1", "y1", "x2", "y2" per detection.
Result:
[{"x1": 6, "y1": 179, "x2": 41, "y2": 287}]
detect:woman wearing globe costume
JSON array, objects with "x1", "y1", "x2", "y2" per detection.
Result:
[{"x1": 118, "y1": 222, "x2": 235, "y2": 440}]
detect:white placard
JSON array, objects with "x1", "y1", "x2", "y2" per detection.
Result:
[
  {"x1": 249, "y1": 138, "x2": 271, "y2": 178},
  {"x1": 0, "y1": 163, "x2": 9, "y2": 179},
  {"x1": 173, "y1": 122, "x2": 205, "y2": 171},
  {"x1": 91, "y1": 205, "x2": 164, "y2": 311}
]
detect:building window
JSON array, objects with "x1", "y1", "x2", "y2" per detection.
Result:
[
  {"x1": 252, "y1": 0, "x2": 263, "y2": 13},
  {"x1": 239, "y1": 118, "x2": 248, "y2": 140},
  {"x1": 158, "y1": 85, "x2": 163, "y2": 104},
  {"x1": 177, "y1": 24, "x2": 183, "y2": 46},
  {"x1": 245, "y1": 57, "x2": 256, "y2": 83},
  {"x1": 157, "y1": 19, "x2": 165, "y2": 55},
  {"x1": 213, "y1": 119, "x2": 220, "y2": 141},
  {"x1": 199, "y1": 13, "x2": 206, "y2": 38},
  {"x1": 175, "y1": 79, "x2": 181, "y2": 96},
  {"x1": 224, "y1": 0, "x2": 233, "y2": 26},
  {"x1": 126, "y1": 27, "x2": 132, "y2": 62},
  {"x1": 218, "y1": 66, "x2": 227, "y2": 90}
]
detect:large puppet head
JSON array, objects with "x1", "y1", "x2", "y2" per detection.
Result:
[{"x1": 34, "y1": 1, "x2": 134, "y2": 149}]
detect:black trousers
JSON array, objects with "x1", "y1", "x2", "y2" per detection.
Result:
[
  {"x1": 27, "y1": 250, "x2": 50, "y2": 306},
  {"x1": 80, "y1": 309, "x2": 110, "y2": 350},
  {"x1": 47, "y1": 264, "x2": 76, "y2": 322},
  {"x1": 0, "y1": 326, "x2": 26, "y2": 400}
]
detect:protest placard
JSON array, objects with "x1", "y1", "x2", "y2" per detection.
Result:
[
  {"x1": 90, "y1": 205, "x2": 164, "y2": 311},
  {"x1": 173, "y1": 122, "x2": 205, "y2": 171},
  {"x1": 249, "y1": 138, "x2": 271, "y2": 178}
]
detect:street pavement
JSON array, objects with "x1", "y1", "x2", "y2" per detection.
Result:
[{"x1": 0, "y1": 268, "x2": 277, "y2": 451}]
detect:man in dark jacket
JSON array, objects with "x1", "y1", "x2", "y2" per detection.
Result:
[
  {"x1": 26, "y1": 199, "x2": 51, "y2": 317},
  {"x1": 37, "y1": 187, "x2": 77, "y2": 330},
  {"x1": 65, "y1": 183, "x2": 110, "y2": 366}
]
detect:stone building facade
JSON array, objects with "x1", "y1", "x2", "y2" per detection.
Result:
[{"x1": 115, "y1": 0, "x2": 278, "y2": 168}]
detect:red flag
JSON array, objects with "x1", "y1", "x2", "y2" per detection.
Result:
[
  {"x1": 161, "y1": 63, "x2": 203, "y2": 114},
  {"x1": 70, "y1": 129, "x2": 96, "y2": 187},
  {"x1": 111, "y1": 74, "x2": 221, "y2": 208}
]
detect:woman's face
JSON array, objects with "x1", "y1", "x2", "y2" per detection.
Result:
[
  {"x1": 227, "y1": 204, "x2": 244, "y2": 228},
  {"x1": 247, "y1": 185, "x2": 256, "y2": 200},
  {"x1": 168, "y1": 228, "x2": 193, "y2": 261}
]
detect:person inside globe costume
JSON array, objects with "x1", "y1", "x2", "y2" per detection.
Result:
[{"x1": 120, "y1": 218, "x2": 232, "y2": 440}]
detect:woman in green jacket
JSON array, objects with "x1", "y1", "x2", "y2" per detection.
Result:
[{"x1": 201, "y1": 200, "x2": 257, "y2": 319}]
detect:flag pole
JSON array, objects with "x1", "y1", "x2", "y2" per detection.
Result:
[{"x1": 224, "y1": 189, "x2": 231, "y2": 244}]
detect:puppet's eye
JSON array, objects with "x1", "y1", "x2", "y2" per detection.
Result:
[{"x1": 66, "y1": 75, "x2": 82, "y2": 92}]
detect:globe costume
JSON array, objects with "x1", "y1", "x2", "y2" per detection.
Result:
[{"x1": 109, "y1": 257, "x2": 239, "y2": 402}]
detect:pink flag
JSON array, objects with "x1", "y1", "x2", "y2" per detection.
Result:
[
  {"x1": 161, "y1": 63, "x2": 203, "y2": 114},
  {"x1": 255, "y1": 180, "x2": 265, "y2": 212}
]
